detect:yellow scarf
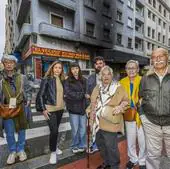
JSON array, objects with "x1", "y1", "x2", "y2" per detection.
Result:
[{"x1": 120, "y1": 75, "x2": 141, "y2": 128}]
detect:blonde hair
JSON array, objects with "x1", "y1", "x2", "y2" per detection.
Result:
[{"x1": 44, "y1": 61, "x2": 65, "y2": 81}]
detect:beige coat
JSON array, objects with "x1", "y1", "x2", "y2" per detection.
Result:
[{"x1": 87, "y1": 84, "x2": 129, "y2": 134}]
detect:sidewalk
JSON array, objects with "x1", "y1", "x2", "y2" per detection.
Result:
[{"x1": 58, "y1": 140, "x2": 138, "y2": 169}]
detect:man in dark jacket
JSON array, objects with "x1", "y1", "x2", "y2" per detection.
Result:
[
  {"x1": 139, "y1": 48, "x2": 170, "y2": 169},
  {"x1": 86, "y1": 56, "x2": 105, "y2": 154}
]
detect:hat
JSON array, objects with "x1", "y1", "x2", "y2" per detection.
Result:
[
  {"x1": 1, "y1": 54, "x2": 18, "y2": 63},
  {"x1": 70, "y1": 62, "x2": 80, "y2": 68}
]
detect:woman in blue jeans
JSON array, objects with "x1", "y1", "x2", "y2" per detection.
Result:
[{"x1": 64, "y1": 62, "x2": 87, "y2": 153}]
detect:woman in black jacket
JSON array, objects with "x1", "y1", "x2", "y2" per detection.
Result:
[
  {"x1": 64, "y1": 62, "x2": 87, "y2": 154},
  {"x1": 36, "y1": 61, "x2": 65, "y2": 165}
]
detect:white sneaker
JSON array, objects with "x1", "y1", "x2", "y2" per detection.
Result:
[
  {"x1": 49, "y1": 152, "x2": 57, "y2": 164},
  {"x1": 7, "y1": 152, "x2": 17, "y2": 165},
  {"x1": 17, "y1": 151, "x2": 27, "y2": 161},
  {"x1": 56, "y1": 148, "x2": 63, "y2": 155},
  {"x1": 77, "y1": 148, "x2": 85, "y2": 153}
]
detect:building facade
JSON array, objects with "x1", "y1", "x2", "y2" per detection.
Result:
[
  {"x1": 5, "y1": 0, "x2": 115, "y2": 79},
  {"x1": 4, "y1": 0, "x2": 170, "y2": 79}
]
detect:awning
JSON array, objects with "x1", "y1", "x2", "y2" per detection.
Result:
[{"x1": 97, "y1": 50, "x2": 149, "y2": 65}]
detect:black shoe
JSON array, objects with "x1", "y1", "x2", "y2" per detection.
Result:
[
  {"x1": 139, "y1": 165, "x2": 146, "y2": 169},
  {"x1": 96, "y1": 163, "x2": 105, "y2": 169},
  {"x1": 126, "y1": 161, "x2": 135, "y2": 169},
  {"x1": 96, "y1": 163, "x2": 110, "y2": 169},
  {"x1": 104, "y1": 165, "x2": 111, "y2": 169}
]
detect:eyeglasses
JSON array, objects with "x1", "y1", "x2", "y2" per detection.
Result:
[
  {"x1": 126, "y1": 67, "x2": 137, "y2": 71},
  {"x1": 151, "y1": 55, "x2": 166, "y2": 61},
  {"x1": 3, "y1": 61, "x2": 15, "y2": 65}
]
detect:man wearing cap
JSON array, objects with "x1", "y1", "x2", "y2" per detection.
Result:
[
  {"x1": 139, "y1": 48, "x2": 170, "y2": 169},
  {"x1": 0, "y1": 54, "x2": 32, "y2": 165}
]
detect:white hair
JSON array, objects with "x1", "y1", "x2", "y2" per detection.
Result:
[
  {"x1": 125, "y1": 60, "x2": 139, "y2": 69},
  {"x1": 100, "y1": 65, "x2": 113, "y2": 77},
  {"x1": 1, "y1": 54, "x2": 18, "y2": 63}
]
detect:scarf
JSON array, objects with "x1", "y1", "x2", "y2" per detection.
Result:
[
  {"x1": 91, "y1": 81, "x2": 120, "y2": 144},
  {"x1": 120, "y1": 75, "x2": 141, "y2": 128}
]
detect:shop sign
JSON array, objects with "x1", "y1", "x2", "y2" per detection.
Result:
[{"x1": 31, "y1": 46, "x2": 90, "y2": 60}]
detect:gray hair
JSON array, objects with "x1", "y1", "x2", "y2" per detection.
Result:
[
  {"x1": 1, "y1": 54, "x2": 18, "y2": 63},
  {"x1": 125, "y1": 60, "x2": 139, "y2": 69},
  {"x1": 100, "y1": 65, "x2": 113, "y2": 77}
]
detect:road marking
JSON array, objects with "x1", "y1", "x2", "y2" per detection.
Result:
[{"x1": 0, "y1": 122, "x2": 71, "y2": 146}]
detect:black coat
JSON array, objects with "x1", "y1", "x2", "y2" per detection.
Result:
[
  {"x1": 36, "y1": 77, "x2": 62, "y2": 112},
  {"x1": 64, "y1": 76, "x2": 87, "y2": 115}
]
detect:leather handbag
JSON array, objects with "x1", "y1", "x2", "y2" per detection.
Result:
[
  {"x1": 0, "y1": 104, "x2": 21, "y2": 119},
  {"x1": 101, "y1": 106, "x2": 123, "y2": 124},
  {"x1": 123, "y1": 108, "x2": 136, "y2": 121}
]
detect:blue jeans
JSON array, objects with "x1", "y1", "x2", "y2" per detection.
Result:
[
  {"x1": 69, "y1": 113, "x2": 87, "y2": 149},
  {"x1": 3, "y1": 119, "x2": 26, "y2": 153}
]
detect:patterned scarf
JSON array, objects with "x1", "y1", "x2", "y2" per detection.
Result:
[{"x1": 91, "y1": 81, "x2": 120, "y2": 145}]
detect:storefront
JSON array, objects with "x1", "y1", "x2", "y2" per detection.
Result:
[{"x1": 22, "y1": 45, "x2": 90, "y2": 79}]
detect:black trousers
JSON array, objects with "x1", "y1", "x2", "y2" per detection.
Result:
[
  {"x1": 96, "y1": 129, "x2": 120, "y2": 169},
  {"x1": 47, "y1": 110, "x2": 63, "y2": 152}
]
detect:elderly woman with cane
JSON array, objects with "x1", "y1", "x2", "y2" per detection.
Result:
[{"x1": 87, "y1": 66, "x2": 129, "y2": 169}]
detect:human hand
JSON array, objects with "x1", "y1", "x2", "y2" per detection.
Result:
[
  {"x1": 112, "y1": 105, "x2": 123, "y2": 115},
  {"x1": 43, "y1": 110, "x2": 51, "y2": 120}
]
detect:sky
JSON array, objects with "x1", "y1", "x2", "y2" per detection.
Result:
[{"x1": 0, "y1": 0, "x2": 7, "y2": 59}]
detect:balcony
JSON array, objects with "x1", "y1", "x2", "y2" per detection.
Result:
[
  {"x1": 39, "y1": 0, "x2": 76, "y2": 11},
  {"x1": 136, "y1": 0, "x2": 145, "y2": 6},
  {"x1": 39, "y1": 22, "x2": 79, "y2": 41},
  {"x1": 135, "y1": 30, "x2": 144, "y2": 39},
  {"x1": 16, "y1": 0, "x2": 31, "y2": 25},
  {"x1": 136, "y1": 12, "x2": 144, "y2": 23},
  {"x1": 17, "y1": 23, "x2": 32, "y2": 48}
]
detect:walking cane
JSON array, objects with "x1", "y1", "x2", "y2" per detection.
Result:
[{"x1": 87, "y1": 114, "x2": 90, "y2": 169}]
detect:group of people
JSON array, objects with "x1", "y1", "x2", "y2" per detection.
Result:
[{"x1": 0, "y1": 47, "x2": 170, "y2": 169}]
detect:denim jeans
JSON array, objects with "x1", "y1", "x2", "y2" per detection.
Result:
[
  {"x1": 69, "y1": 113, "x2": 87, "y2": 149},
  {"x1": 3, "y1": 119, "x2": 26, "y2": 153}
]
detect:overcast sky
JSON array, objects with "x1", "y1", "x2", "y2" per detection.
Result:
[{"x1": 0, "y1": 0, "x2": 7, "y2": 59}]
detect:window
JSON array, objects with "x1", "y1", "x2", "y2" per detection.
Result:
[
  {"x1": 117, "y1": 34, "x2": 122, "y2": 45},
  {"x1": 103, "y1": 2, "x2": 110, "y2": 16},
  {"x1": 152, "y1": 14, "x2": 155, "y2": 21},
  {"x1": 158, "y1": 32, "x2": 161, "y2": 41},
  {"x1": 158, "y1": 18, "x2": 161, "y2": 25},
  {"x1": 51, "y1": 14, "x2": 63, "y2": 28},
  {"x1": 85, "y1": 0, "x2": 95, "y2": 8},
  {"x1": 128, "y1": 0, "x2": 132, "y2": 8},
  {"x1": 163, "y1": 22, "x2": 166, "y2": 29},
  {"x1": 163, "y1": 35, "x2": 165, "y2": 44},
  {"x1": 86, "y1": 22, "x2": 95, "y2": 37},
  {"x1": 169, "y1": 26, "x2": 170, "y2": 32},
  {"x1": 164, "y1": 9, "x2": 166, "y2": 17},
  {"x1": 152, "y1": 44, "x2": 155, "y2": 50},
  {"x1": 148, "y1": 10, "x2": 151, "y2": 19},
  {"x1": 159, "y1": 5, "x2": 162, "y2": 13},
  {"x1": 103, "y1": 28, "x2": 110, "y2": 39},
  {"x1": 148, "y1": 0, "x2": 152, "y2": 4},
  {"x1": 168, "y1": 38, "x2": 170, "y2": 46},
  {"x1": 117, "y1": 10, "x2": 122, "y2": 21},
  {"x1": 148, "y1": 27, "x2": 151, "y2": 37},
  {"x1": 147, "y1": 42, "x2": 151, "y2": 50},
  {"x1": 128, "y1": 17, "x2": 133, "y2": 27},
  {"x1": 128, "y1": 38, "x2": 132, "y2": 48},
  {"x1": 153, "y1": 0, "x2": 156, "y2": 8},
  {"x1": 152, "y1": 29, "x2": 155, "y2": 39}
]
